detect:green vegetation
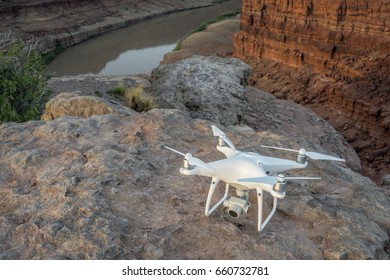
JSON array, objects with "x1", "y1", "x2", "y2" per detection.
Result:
[
  {"x1": 173, "y1": 8, "x2": 241, "y2": 51},
  {"x1": 212, "y1": 0, "x2": 231, "y2": 3},
  {"x1": 0, "y1": 33, "x2": 51, "y2": 123},
  {"x1": 107, "y1": 85, "x2": 126, "y2": 97},
  {"x1": 107, "y1": 85, "x2": 155, "y2": 113},
  {"x1": 43, "y1": 44, "x2": 67, "y2": 64}
]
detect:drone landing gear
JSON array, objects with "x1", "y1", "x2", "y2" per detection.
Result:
[
  {"x1": 205, "y1": 178, "x2": 278, "y2": 232},
  {"x1": 205, "y1": 177, "x2": 230, "y2": 216},
  {"x1": 256, "y1": 188, "x2": 278, "y2": 232}
]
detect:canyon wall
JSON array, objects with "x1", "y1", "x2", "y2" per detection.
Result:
[
  {"x1": 234, "y1": 0, "x2": 390, "y2": 182},
  {"x1": 235, "y1": 0, "x2": 389, "y2": 72}
]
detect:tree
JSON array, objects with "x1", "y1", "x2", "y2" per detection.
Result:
[{"x1": 0, "y1": 32, "x2": 51, "y2": 123}]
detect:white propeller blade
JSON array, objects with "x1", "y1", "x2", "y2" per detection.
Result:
[
  {"x1": 185, "y1": 153, "x2": 216, "y2": 171},
  {"x1": 261, "y1": 145, "x2": 298, "y2": 153},
  {"x1": 261, "y1": 145, "x2": 345, "y2": 162},
  {"x1": 163, "y1": 146, "x2": 216, "y2": 171},
  {"x1": 211, "y1": 125, "x2": 236, "y2": 149},
  {"x1": 238, "y1": 175, "x2": 321, "y2": 185},
  {"x1": 304, "y1": 151, "x2": 345, "y2": 162},
  {"x1": 211, "y1": 125, "x2": 224, "y2": 137},
  {"x1": 163, "y1": 146, "x2": 186, "y2": 157},
  {"x1": 238, "y1": 176, "x2": 279, "y2": 186},
  {"x1": 283, "y1": 176, "x2": 322, "y2": 180}
]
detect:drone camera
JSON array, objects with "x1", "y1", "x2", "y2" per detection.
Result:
[{"x1": 223, "y1": 197, "x2": 250, "y2": 219}]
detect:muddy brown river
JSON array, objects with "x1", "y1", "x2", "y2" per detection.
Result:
[{"x1": 47, "y1": 0, "x2": 241, "y2": 76}]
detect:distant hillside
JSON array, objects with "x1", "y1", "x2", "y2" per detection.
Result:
[{"x1": 0, "y1": 0, "x2": 230, "y2": 52}]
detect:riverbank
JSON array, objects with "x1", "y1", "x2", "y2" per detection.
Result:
[
  {"x1": 0, "y1": 0, "x2": 239, "y2": 54},
  {"x1": 46, "y1": 1, "x2": 241, "y2": 75},
  {"x1": 162, "y1": 15, "x2": 240, "y2": 64}
]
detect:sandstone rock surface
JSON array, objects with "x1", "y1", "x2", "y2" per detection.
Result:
[
  {"x1": 47, "y1": 74, "x2": 151, "y2": 96},
  {"x1": 41, "y1": 92, "x2": 135, "y2": 121},
  {"x1": 1, "y1": 109, "x2": 389, "y2": 260},
  {"x1": 149, "y1": 55, "x2": 250, "y2": 126},
  {"x1": 2, "y1": 55, "x2": 388, "y2": 260}
]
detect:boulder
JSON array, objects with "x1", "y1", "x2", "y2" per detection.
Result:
[
  {"x1": 41, "y1": 92, "x2": 135, "y2": 121},
  {"x1": 149, "y1": 55, "x2": 250, "y2": 125}
]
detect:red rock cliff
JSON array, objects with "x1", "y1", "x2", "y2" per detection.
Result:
[
  {"x1": 234, "y1": 0, "x2": 390, "y2": 183},
  {"x1": 235, "y1": 0, "x2": 389, "y2": 73}
]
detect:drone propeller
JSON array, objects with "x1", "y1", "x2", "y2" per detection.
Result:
[
  {"x1": 261, "y1": 145, "x2": 345, "y2": 162},
  {"x1": 238, "y1": 174, "x2": 321, "y2": 186},
  {"x1": 163, "y1": 146, "x2": 216, "y2": 171},
  {"x1": 211, "y1": 125, "x2": 236, "y2": 150},
  {"x1": 163, "y1": 146, "x2": 186, "y2": 157}
]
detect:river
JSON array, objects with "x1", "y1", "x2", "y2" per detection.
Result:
[{"x1": 47, "y1": 0, "x2": 241, "y2": 76}]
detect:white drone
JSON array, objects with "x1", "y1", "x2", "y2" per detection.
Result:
[{"x1": 164, "y1": 125, "x2": 345, "y2": 231}]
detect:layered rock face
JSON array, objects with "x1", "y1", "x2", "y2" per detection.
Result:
[
  {"x1": 0, "y1": 0, "x2": 219, "y2": 51},
  {"x1": 234, "y1": 0, "x2": 390, "y2": 183},
  {"x1": 1, "y1": 56, "x2": 389, "y2": 259},
  {"x1": 234, "y1": 0, "x2": 389, "y2": 71}
]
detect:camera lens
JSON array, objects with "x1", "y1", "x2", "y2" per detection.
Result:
[{"x1": 228, "y1": 209, "x2": 239, "y2": 218}]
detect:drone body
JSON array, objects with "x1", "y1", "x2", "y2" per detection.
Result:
[{"x1": 165, "y1": 125, "x2": 345, "y2": 231}]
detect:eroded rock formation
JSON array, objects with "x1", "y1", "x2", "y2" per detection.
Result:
[
  {"x1": 1, "y1": 56, "x2": 389, "y2": 259},
  {"x1": 234, "y1": 0, "x2": 390, "y2": 183},
  {"x1": 150, "y1": 55, "x2": 250, "y2": 126},
  {"x1": 234, "y1": 0, "x2": 389, "y2": 71}
]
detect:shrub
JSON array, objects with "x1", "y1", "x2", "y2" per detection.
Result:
[
  {"x1": 106, "y1": 85, "x2": 126, "y2": 97},
  {"x1": 106, "y1": 85, "x2": 155, "y2": 113},
  {"x1": 124, "y1": 86, "x2": 155, "y2": 112},
  {"x1": 0, "y1": 33, "x2": 51, "y2": 123},
  {"x1": 42, "y1": 44, "x2": 67, "y2": 64}
]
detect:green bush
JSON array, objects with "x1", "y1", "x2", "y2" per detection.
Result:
[
  {"x1": 43, "y1": 44, "x2": 67, "y2": 64},
  {"x1": 107, "y1": 86, "x2": 126, "y2": 97},
  {"x1": 0, "y1": 34, "x2": 51, "y2": 123}
]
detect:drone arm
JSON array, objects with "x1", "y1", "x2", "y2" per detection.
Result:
[
  {"x1": 205, "y1": 177, "x2": 229, "y2": 216},
  {"x1": 256, "y1": 187, "x2": 278, "y2": 232}
]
